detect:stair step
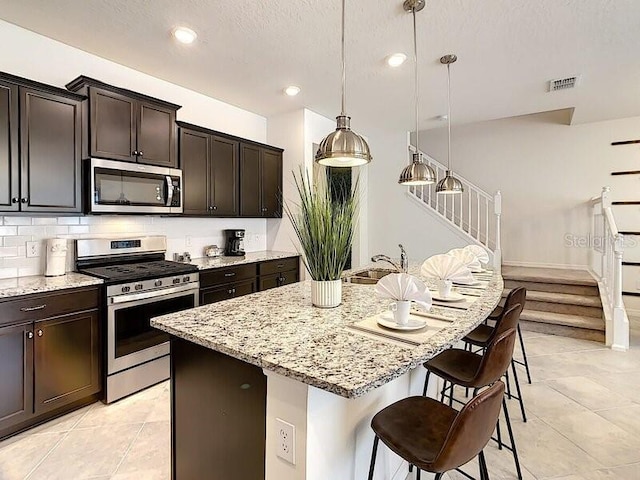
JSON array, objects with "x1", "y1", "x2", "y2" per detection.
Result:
[
  {"x1": 504, "y1": 279, "x2": 599, "y2": 296},
  {"x1": 519, "y1": 320, "x2": 605, "y2": 342},
  {"x1": 520, "y1": 309, "x2": 605, "y2": 331},
  {"x1": 500, "y1": 290, "x2": 603, "y2": 318},
  {"x1": 502, "y1": 266, "x2": 597, "y2": 286}
]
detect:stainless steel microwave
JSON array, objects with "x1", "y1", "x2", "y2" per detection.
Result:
[{"x1": 87, "y1": 158, "x2": 183, "y2": 214}]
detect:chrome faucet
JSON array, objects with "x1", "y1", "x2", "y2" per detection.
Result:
[{"x1": 371, "y1": 244, "x2": 408, "y2": 273}]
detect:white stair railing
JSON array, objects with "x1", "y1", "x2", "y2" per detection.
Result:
[
  {"x1": 406, "y1": 145, "x2": 502, "y2": 270},
  {"x1": 590, "y1": 186, "x2": 629, "y2": 351}
]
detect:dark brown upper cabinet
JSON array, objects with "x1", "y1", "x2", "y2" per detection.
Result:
[
  {"x1": 240, "y1": 143, "x2": 283, "y2": 218},
  {"x1": 66, "y1": 76, "x2": 180, "y2": 168},
  {"x1": 0, "y1": 72, "x2": 84, "y2": 214},
  {"x1": 178, "y1": 123, "x2": 241, "y2": 217},
  {"x1": 0, "y1": 79, "x2": 19, "y2": 212}
]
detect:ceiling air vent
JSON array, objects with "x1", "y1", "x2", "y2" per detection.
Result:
[{"x1": 549, "y1": 76, "x2": 580, "y2": 92}]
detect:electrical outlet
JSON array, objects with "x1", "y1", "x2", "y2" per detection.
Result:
[
  {"x1": 185, "y1": 236, "x2": 192, "y2": 247},
  {"x1": 275, "y1": 418, "x2": 295, "y2": 464},
  {"x1": 26, "y1": 241, "x2": 41, "y2": 258}
]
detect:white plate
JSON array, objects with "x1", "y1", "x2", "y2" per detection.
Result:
[
  {"x1": 377, "y1": 312, "x2": 428, "y2": 331},
  {"x1": 431, "y1": 292, "x2": 466, "y2": 302}
]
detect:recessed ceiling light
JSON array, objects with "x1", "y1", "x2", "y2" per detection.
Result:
[
  {"x1": 284, "y1": 86, "x2": 301, "y2": 96},
  {"x1": 173, "y1": 27, "x2": 197, "y2": 45},
  {"x1": 386, "y1": 53, "x2": 407, "y2": 68}
]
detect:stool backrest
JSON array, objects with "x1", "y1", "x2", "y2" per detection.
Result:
[
  {"x1": 494, "y1": 303, "x2": 522, "y2": 337},
  {"x1": 505, "y1": 287, "x2": 526, "y2": 314},
  {"x1": 432, "y1": 381, "x2": 506, "y2": 473},
  {"x1": 474, "y1": 328, "x2": 517, "y2": 387}
]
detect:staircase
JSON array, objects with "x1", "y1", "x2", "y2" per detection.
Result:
[
  {"x1": 406, "y1": 145, "x2": 502, "y2": 269},
  {"x1": 501, "y1": 266, "x2": 605, "y2": 342}
]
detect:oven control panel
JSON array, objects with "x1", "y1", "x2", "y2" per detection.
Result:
[{"x1": 107, "y1": 272, "x2": 200, "y2": 298}]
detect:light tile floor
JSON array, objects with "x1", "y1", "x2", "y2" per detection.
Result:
[{"x1": 1, "y1": 328, "x2": 639, "y2": 480}]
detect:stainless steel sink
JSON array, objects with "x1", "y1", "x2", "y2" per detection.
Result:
[{"x1": 343, "y1": 268, "x2": 396, "y2": 285}]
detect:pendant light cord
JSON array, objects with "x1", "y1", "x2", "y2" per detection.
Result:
[
  {"x1": 341, "y1": 0, "x2": 346, "y2": 116},
  {"x1": 447, "y1": 62, "x2": 452, "y2": 171},
  {"x1": 413, "y1": 7, "x2": 420, "y2": 156}
]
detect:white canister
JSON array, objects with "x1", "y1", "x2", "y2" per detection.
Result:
[{"x1": 45, "y1": 238, "x2": 68, "y2": 277}]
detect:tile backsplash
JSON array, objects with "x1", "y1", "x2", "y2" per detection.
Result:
[{"x1": 0, "y1": 216, "x2": 268, "y2": 279}]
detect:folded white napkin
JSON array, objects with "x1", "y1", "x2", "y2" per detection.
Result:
[
  {"x1": 421, "y1": 254, "x2": 475, "y2": 284},
  {"x1": 447, "y1": 248, "x2": 482, "y2": 272},
  {"x1": 463, "y1": 244, "x2": 490, "y2": 266},
  {"x1": 375, "y1": 273, "x2": 432, "y2": 311}
]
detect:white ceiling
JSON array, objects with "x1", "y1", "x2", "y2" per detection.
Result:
[{"x1": 1, "y1": 0, "x2": 639, "y2": 136}]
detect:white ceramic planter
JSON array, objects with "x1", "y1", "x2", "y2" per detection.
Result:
[{"x1": 311, "y1": 279, "x2": 342, "y2": 308}]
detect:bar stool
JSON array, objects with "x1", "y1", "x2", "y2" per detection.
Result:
[
  {"x1": 463, "y1": 293, "x2": 528, "y2": 422},
  {"x1": 368, "y1": 381, "x2": 505, "y2": 480},
  {"x1": 483, "y1": 287, "x2": 532, "y2": 385},
  {"x1": 423, "y1": 325, "x2": 523, "y2": 480}
]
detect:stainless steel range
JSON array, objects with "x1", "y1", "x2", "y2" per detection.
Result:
[{"x1": 76, "y1": 236, "x2": 199, "y2": 403}]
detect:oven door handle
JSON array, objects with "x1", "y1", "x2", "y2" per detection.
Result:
[
  {"x1": 165, "y1": 176, "x2": 174, "y2": 207},
  {"x1": 110, "y1": 283, "x2": 198, "y2": 305}
]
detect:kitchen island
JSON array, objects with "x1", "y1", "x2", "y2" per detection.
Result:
[{"x1": 151, "y1": 265, "x2": 503, "y2": 480}]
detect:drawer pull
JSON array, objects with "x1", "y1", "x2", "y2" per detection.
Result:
[
  {"x1": 224, "y1": 272, "x2": 236, "y2": 277},
  {"x1": 37, "y1": 329, "x2": 43, "y2": 337},
  {"x1": 277, "y1": 264, "x2": 284, "y2": 268},
  {"x1": 27, "y1": 331, "x2": 33, "y2": 339},
  {"x1": 20, "y1": 304, "x2": 47, "y2": 312}
]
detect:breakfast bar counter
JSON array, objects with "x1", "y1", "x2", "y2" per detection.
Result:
[{"x1": 151, "y1": 265, "x2": 503, "y2": 480}]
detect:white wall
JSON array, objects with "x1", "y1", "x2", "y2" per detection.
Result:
[
  {"x1": 417, "y1": 111, "x2": 640, "y2": 268},
  {"x1": 0, "y1": 20, "x2": 274, "y2": 278},
  {"x1": 367, "y1": 130, "x2": 469, "y2": 266}
]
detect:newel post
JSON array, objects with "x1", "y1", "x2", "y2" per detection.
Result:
[
  {"x1": 493, "y1": 191, "x2": 502, "y2": 271},
  {"x1": 612, "y1": 233, "x2": 629, "y2": 351}
]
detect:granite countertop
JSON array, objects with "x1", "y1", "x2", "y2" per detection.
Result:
[
  {"x1": 152, "y1": 264, "x2": 503, "y2": 399},
  {"x1": 188, "y1": 251, "x2": 299, "y2": 270},
  {"x1": 0, "y1": 272, "x2": 103, "y2": 300}
]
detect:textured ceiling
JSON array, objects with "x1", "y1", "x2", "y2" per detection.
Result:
[{"x1": 1, "y1": 0, "x2": 639, "y2": 135}]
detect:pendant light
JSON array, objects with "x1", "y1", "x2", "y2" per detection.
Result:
[
  {"x1": 315, "y1": 0, "x2": 372, "y2": 167},
  {"x1": 436, "y1": 54, "x2": 464, "y2": 195},
  {"x1": 398, "y1": 0, "x2": 436, "y2": 186}
]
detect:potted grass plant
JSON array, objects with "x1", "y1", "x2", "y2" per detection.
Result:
[{"x1": 285, "y1": 168, "x2": 358, "y2": 308}]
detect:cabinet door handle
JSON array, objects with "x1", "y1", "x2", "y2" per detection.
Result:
[
  {"x1": 227, "y1": 288, "x2": 234, "y2": 294},
  {"x1": 37, "y1": 329, "x2": 43, "y2": 337},
  {"x1": 132, "y1": 150, "x2": 139, "y2": 156},
  {"x1": 213, "y1": 206, "x2": 217, "y2": 210},
  {"x1": 224, "y1": 272, "x2": 236, "y2": 277},
  {"x1": 11, "y1": 197, "x2": 18, "y2": 204},
  {"x1": 20, "y1": 304, "x2": 47, "y2": 312},
  {"x1": 27, "y1": 331, "x2": 33, "y2": 339},
  {"x1": 232, "y1": 288, "x2": 236, "y2": 294},
  {"x1": 262, "y1": 207, "x2": 267, "y2": 212},
  {"x1": 21, "y1": 198, "x2": 28, "y2": 204},
  {"x1": 138, "y1": 151, "x2": 144, "y2": 157}
]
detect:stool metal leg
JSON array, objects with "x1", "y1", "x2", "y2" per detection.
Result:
[
  {"x1": 416, "y1": 467, "x2": 421, "y2": 480},
  {"x1": 511, "y1": 360, "x2": 527, "y2": 422},
  {"x1": 503, "y1": 398, "x2": 523, "y2": 480},
  {"x1": 517, "y1": 324, "x2": 532, "y2": 384},
  {"x1": 479, "y1": 450, "x2": 490, "y2": 480},
  {"x1": 496, "y1": 419, "x2": 503, "y2": 450},
  {"x1": 504, "y1": 369, "x2": 512, "y2": 399},
  {"x1": 368, "y1": 436, "x2": 379, "y2": 480},
  {"x1": 422, "y1": 370, "x2": 431, "y2": 397},
  {"x1": 434, "y1": 474, "x2": 443, "y2": 480},
  {"x1": 440, "y1": 380, "x2": 448, "y2": 403}
]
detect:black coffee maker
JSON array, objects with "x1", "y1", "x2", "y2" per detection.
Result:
[{"x1": 224, "y1": 229, "x2": 245, "y2": 256}]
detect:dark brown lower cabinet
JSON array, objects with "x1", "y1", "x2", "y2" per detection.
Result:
[
  {"x1": 0, "y1": 322, "x2": 33, "y2": 432},
  {"x1": 34, "y1": 310, "x2": 100, "y2": 415},
  {"x1": 171, "y1": 338, "x2": 266, "y2": 480},
  {"x1": 258, "y1": 270, "x2": 299, "y2": 291},
  {"x1": 200, "y1": 279, "x2": 256, "y2": 306},
  {"x1": 0, "y1": 287, "x2": 101, "y2": 439}
]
